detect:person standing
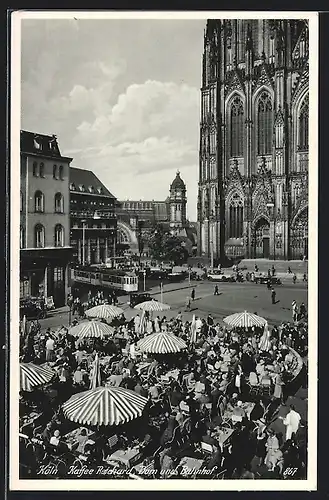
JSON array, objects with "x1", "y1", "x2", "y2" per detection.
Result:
[
  {"x1": 191, "y1": 288, "x2": 195, "y2": 301},
  {"x1": 271, "y1": 288, "x2": 276, "y2": 305},
  {"x1": 214, "y1": 285, "x2": 219, "y2": 296},
  {"x1": 281, "y1": 405, "x2": 302, "y2": 441},
  {"x1": 45, "y1": 335, "x2": 55, "y2": 362},
  {"x1": 292, "y1": 301, "x2": 298, "y2": 322},
  {"x1": 293, "y1": 273, "x2": 297, "y2": 284}
]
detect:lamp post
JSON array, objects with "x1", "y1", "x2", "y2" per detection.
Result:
[{"x1": 81, "y1": 219, "x2": 87, "y2": 266}]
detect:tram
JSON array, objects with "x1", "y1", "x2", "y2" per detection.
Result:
[{"x1": 71, "y1": 266, "x2": 138, "y2": 294}]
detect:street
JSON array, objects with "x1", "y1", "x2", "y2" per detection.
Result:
[{"x1": 38, "y1": 279, "x2": 307, "y2": 331}]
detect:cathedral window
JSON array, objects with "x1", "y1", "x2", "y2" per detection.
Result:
[
  {"x1": 257, "y1": 92, "x2": 273, "y2": 155},
  {"x1": 229, "y1": 194, "x2": 244, "y2": 238},
  {"x1": 298, "y1": 96, "x2": 309, "y2": 151},
  {"x1": 230, "y1": 97, "x2": 244, "y2": 157}
]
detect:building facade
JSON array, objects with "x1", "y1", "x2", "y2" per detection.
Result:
[
  {"x1": 69, "y1": 168, "x2": 117, "y2": 265},
  {"x1": 197, "y1": 19, "x2": 309, "y2": 261},
  {"x1": 117, "y1": 172, "x2": 196, "y2": 255},
  {"x1": 20, "y1": 131, "x2": 73, "y2": 307}
]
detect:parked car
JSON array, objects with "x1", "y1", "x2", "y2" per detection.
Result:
[
  {"x1": 129, "y1": 292, "x2": 154, "y2": 308},
  {"x1": 208, "y1": 272, "x2": 236, "y2": 282},
  {"x1": 167, "y1": 271, "x2": 187, "y2": 282},
  {"x1": 254, "y1": 274, "x2": 282, "y2": 285},
  {"x1": 20, "y1": 297, "x2": 47, "y2": 320}
]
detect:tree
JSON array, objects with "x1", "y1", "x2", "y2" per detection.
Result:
[{"x1": 148, "y1": 225, "x2": 189, "y2": 265}]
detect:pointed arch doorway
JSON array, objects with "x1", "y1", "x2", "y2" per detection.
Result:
[{"x1": 254, "y1": 217, "x2": 270, "y2": 258}]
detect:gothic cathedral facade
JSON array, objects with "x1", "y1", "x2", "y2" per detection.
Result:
[{"x1": 197, "y1": 19, "x2": 309, "y2": 261}]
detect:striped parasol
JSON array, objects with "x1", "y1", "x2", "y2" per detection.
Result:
[
  {"x1": 134, "y1": 300, "x2": 170, "y2": 312},
  {"x1": 137, "y1": 331, "x2": 187, "y2": 354},
  {"x1": 85, "y1": 304, "x2": 124, "y2": 320},
  {"x1": 223, "y1": 310, "x2": 267, "y2": 328},
  {"x1": 62, "y1": 386, "x2": 148, "y2": 426},
  {"x1": 68, "y1": 320, "x2": 115, "y2": 339},
  {"x1": 20, "y1": 363, "x2": 56, "y2": 392}
]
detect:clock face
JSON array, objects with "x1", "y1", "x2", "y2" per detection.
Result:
[{"x1": 176, "y1": 191, "x2": 181, "y2": 197}]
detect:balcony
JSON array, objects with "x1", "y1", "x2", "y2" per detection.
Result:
[{"x1": 70, "y1": 211, "x2": 117, "y2": 219}]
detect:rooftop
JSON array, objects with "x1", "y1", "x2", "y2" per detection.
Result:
[
  {"x1": 20, "y1": 130, "x2": 68, "y2": 158},
  {"x1": 170, "y1": 171, "x2": 186, "y2": 190},
  {"x1": 69, "y1": 167, "x2": 116, "y2": 199}
]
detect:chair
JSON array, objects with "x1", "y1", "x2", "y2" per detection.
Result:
[{"x1": 200, "y1": 442, "x2": 214, "y2": 454}]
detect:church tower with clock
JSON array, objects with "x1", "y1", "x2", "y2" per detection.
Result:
[{"x1": 169, "y1": 171, "x2": 187, "y2": 234}]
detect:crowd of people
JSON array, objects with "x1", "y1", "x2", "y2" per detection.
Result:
[{"x1": 19, "y1": 286, "x2": 308, "y2": 481}]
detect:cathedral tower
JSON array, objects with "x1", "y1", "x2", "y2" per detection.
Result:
[{"x1": 198, "y1": 19, "x2": 309, "y2": 261}]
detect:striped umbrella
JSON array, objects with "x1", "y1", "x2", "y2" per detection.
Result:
[
  {"x1": 20, "y1": 363, "x2": 56, "y2": 392},
  {"x1": 69, "y1": 321, "x2": 115, "y2": 339},
  {"x1": 62, "y1": 386, "x2": 148, "y2": 426},
  {"x1": 85, "y1": 304, "x2": 124, "y2": 320},
  {"x1": 134, "y1": 300, "x2": 170, "y2": 312},
  {"x1": 137, "y1": 331, "x2": 187, "y2": 354},
  {"x1": 223, "y1": 310, "x2": 267, "y2": 328}
]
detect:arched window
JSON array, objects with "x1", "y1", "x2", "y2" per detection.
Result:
[
  {"x1": 257, "y1": 92, "x2": 273, "y2": 155},
  {"x1": 298, "y1": 96, "x2": 309, "y2": 151},
  {"x1": 54, "y1": 193, "x2": 64, "y2": 213},
  {"x1": 20, "y1": 226, "x2": 25, "y2": 249},
  {"x1": 55, "y1": 224, "x2": 64, "y2": 247},
  {"x1": 34, "y1": 191, "x2": 44, "y2": 213},
  {"x1": 39, "y1": 163, "x2": 45, "y2": 178},
  {"x1": 35, "y1": 224, "x2": 45, "y2": 248},
  {"x1": 229, "y1": 194, "x2": 244, "y2": 238},
  {"x1": 59, "y1": 165, "x2": 64, "y2": 180},
  {"x1": 53, "y1": 164, "x2": 58, "y2": 179},
  {"x1": 32, "y1": 162, "x2": 38, "y2": 177},
  {"x1": 230, "y1": 97, "x2": 244, "y2": 157}
]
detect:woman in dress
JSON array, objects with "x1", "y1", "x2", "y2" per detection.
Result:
[{"x1": 264, "y1": 429, "x2": 281, "y2": 470}]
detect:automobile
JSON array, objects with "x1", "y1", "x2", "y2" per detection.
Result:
[
  {"x1": 207, "y1": 272, "x2": 236, "y2": 282},
  {"x1": 129, "y1": 292, "x2": 154, "y2": 308},
  {"x1": 20, "y1": 297, "x2": 47, "y2": 320},
  {"x1": 253, "y1": 274, "x2": 282, "y2": 285}
]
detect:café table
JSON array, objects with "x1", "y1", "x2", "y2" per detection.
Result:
[
  {"x1": 63, "y1": 427, "x2": 95, "y2": 450},
  {"x1": 107, "y1": 447, "x2": 143, "y2": 468},
  {"x1": 211, "y1": 427, "x2": 234, "y2": 449},
  {"x1": 223, "y1": 402, "x2": 255, "y2": 422}
]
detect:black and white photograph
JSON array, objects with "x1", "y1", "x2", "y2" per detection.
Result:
[{"x1": 9, "y1": 11, "x2": 318, "y2": 491}]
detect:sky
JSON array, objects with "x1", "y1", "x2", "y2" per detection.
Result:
[{"x1": 21, "y1": 18, "x2": 205, "y2": 220}]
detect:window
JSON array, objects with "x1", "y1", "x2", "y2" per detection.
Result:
[
  {"x1": 33, "y1": 162, "x2": 38, "y2": 177},
  {"x1": 20, "y1": 226, "x2": 25, "y2": 248},
  {"x1": 229, "y1": 194, "x2": 244, "y2": 238},
  {"x1": 34, "y1": 191, "x2": 44, "y2": 213},
  {"x1": 54, "y1": 193, "x2": 64, "y2": 213},
  {"x1": 298, "y1": 96, "x2": 309, "y2": 151},
  {"x1": 257, "y1": 92, "x2": 273, "y2": 155},
  {"x1": 35, "y1": 224, "x2": 45, "y2": 248},
  {"x1": 55, "y1": 224, "x2": 64, "y2": 247},
  {"x1": 230, "y1": 97, "x2": 244, "y2": 157},
  {"x1": 59, "y1": 165, "x2": 64, "y2": 180},
  {"x1": 39, "y1": 163, "x2": 45, "y2": 178},
  {"x1": 53, "y1": 164, "x2": 58, "y2": 179}
]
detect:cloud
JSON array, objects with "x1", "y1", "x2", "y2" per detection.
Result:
[{"x1": 21, "y1": 20, "x2": 203, "y2": 219}]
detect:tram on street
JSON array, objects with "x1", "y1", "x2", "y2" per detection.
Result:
[{"x1": 70, "y1": 266, "x2": 138, "y2": 294}]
